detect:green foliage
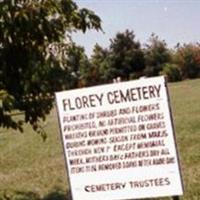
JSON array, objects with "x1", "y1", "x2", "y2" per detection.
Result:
[
  {"x1": 108, "y1": 30, "x2": 145, "y2": 80},
  {"x1": 0, "y1": 0, "x2": 101, "y2": 132},
  {"x1": 160, "y1": 63, "x2": 182, "y2": 82},
  {"x1": 0, "y1": 90, "x2": 23, "y2": 131},
  {"x1": 89, "y1": 44, "x2": 111, "y2": 85},
  {"x1": 175, "y1": 43, "x2": 200, "y2": 79},
  {"x1": 51, "y1": 41, "x2": 90, "y2": 89},
  {"x1": 89, "y1": 30, "x2": 145, "y2": 84},
  {"x1": 144, "y1": 34, "x2": 171, "y2": 77},
  {"x1": 88, "y1": 32, "x2": 200, "y2": 83}
]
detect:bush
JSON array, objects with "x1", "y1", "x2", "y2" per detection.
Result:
[
  {"x1": 160, "y1": 63, "x2": 182, "y2": 82},
  {"x1": 175, "y1": 44, "x2": 200, "y2": 79}
]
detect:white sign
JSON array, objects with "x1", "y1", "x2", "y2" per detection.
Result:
[{"x1": 55, "y1": 76, "x2": 183, "y2": 200}]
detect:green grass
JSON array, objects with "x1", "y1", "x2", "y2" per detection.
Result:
[
  {"x1": 0, "y1": 111, "x2": 69, "y2": 200},
  {"x1": 169, "y1": 79, "x2": 200, "y2": 200},
  {"x1": 0, "y1": 79, "x2": 200, "y2": 200}
]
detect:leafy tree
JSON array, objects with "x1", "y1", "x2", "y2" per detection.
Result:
[
  {"x1": 175, "y1": 43, "x2": 200, "y2": 79},
  {"x1": 0, "y1": 0, "x2": 101, "y2": 134},
  {"x1": 89, "y1": 30, "x2": 145, "y2": 84},
  {"x1": 160, "y1": 63, "x2": 182, "y2": 82},
  {"x1": 89, "y1": 44, "x2": 110, "y2": 85},
  {"x1": 144, "y1": 34, "x2": 171, "y2": 77},
  {"x1": 108, "y1": 30, "x2": 145, "y2": 80},
  {"x1": 67, "y1": 43, "x2": 91, "y2": 88}
]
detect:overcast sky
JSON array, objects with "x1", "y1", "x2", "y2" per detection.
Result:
[{"x1": 73, "y1": 0, "x2": 200, "y2": 56}]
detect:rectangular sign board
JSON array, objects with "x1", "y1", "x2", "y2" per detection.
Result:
[{"x1": 55, "y1": 76, "x2": 183, "y2": 200}]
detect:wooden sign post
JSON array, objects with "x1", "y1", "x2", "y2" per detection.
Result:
[{"x1": 55, "y1": 76, "x2": 183, "y2": 200}]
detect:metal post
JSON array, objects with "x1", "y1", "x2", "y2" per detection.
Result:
[{"x1": 172, "y1": 196, "x2": 180, "y2": 200}]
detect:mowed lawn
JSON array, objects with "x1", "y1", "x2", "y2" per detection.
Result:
[{"x1": 0, "y1": 79, "x2": 200, "y2": 200}]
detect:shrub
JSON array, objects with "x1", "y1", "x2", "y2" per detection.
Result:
[
  {"x1": 160, "y1": 63, "x2": 182, "y2": 82},
  {"x1": 175, "y1": 44, "x2": 200, "y2": 79}
]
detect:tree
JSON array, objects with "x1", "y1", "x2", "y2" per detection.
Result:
[
  {"x1": 89, "y1": 30, "x2": 145, "y2": 84},
  {"x1": 67, "y1": 42, "x2": 91, "y2": 88},
  {"x1": 144, "y1": 34, "x2": 171, "y2": 77},
  {"x1": 108, "y1": 30, "x2": 145, "y2": 80},
  {"x1": 175, "y1": 43, "x2": 200, "y2": 79},
  {"x1": 89, "y1": 44, "x2": 110, "y2": 85},
  {"x1": 0, "y1": 0, "x2": 101, "y2": 134},
  {"x1": 160, "y1": 63, "x2": 182, "y2": 82}
]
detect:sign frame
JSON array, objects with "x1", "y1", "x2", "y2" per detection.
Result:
[{"x1": 55, "y1": 76, "x2": 184, "y2": 200}]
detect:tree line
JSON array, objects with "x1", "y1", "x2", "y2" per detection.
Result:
[
  {"x1": 75, "y1": 30, "x2": 200, "y2": 88},
  {"x1": 0, "y1": 0, "x2": 199, "y2": 134}
]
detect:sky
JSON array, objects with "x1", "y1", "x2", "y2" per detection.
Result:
[{"x1": 73, "y1": 0, "x2": 200, "y2": 57}]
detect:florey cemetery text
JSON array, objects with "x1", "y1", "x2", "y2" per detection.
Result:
[{"x1": 55, "y1": 77, "x2": 183, "y2": 200}]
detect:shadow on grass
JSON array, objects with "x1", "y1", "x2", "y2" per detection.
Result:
[
  {"x1": 0, "y1": 189, "x2": 71, "y2": 200},
  {"x1": 0, "y1": 191, "x2": 175, "y2": 200},
  {"x1": 0, "y1": 189, "x2": 175, "y2": 200},
  {"x1": 43, "y1": 190, "x2": 70, "y2": 200}
]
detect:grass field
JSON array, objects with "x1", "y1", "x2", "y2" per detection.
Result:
[{"x1": 0, "y1": 79, "x2": 200, "y2": 200}]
